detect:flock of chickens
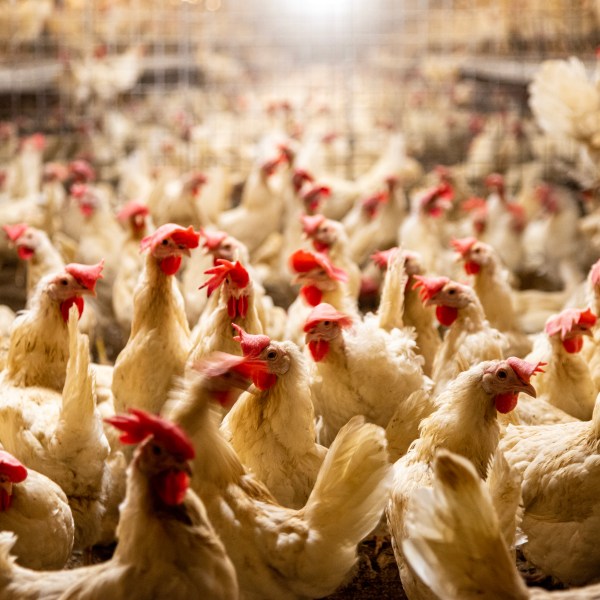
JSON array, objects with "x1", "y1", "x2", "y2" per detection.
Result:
[{"x1": 0, "y1": 49, "x2": 599, "y2": 600}]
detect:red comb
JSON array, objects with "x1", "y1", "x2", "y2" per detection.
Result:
[
  {"x1": 64, "y1": 260, "x2": 104, "y2": 292},
  {"x1": 289, "y1": 249, "x2": 348, "y2": 283},
  {"x1": 450, "y1": 237, "x2": 478, "y2": 256},
  {"x1": 304, "y1": 303, "x2": 353, "y2": 332},
  {"x1": 192, "y1": 351, "x2": 268, "y2": 380},
  {"x1": 199, "y1": 259, "x2": 250, "y2": 297},
  {"x1": 24, "y1": 133, "x2": 46, "y2": 151},
  {"x1": 105, "y1": 409, "x2": 194, "y2": 460},
  {"x1": 0, "y1": 451, "x2": 27, "y2": 483},
  {"x1": 3, "y1": 223, "x2": 28, "y2": 242},
  {"x1": 292, "y1": 169, "x2": 314, "y2": 193},
  {"x1": 116, "y1": 201, "x2": 149, "y2": 221},
  {"x1": 302, "y1": 185, "x2": 331, "y2": 211},
  {"x1": 590, "y1": 259, "x2": 600, "y2": 287},
  {"x1": 232, "y1": 323, "x2": 271, "y2": 357},
  {"x1": 69, "y1": 159, "x2": 96, "y2": 183},
  {"x1": 412, "y1": 275, "x2": 450, "y2": 302},
  {"x1": 461, "y1": 197, "x2": 487, "y2": 212},
  {"x1": 371, "y1": 247, "x2": 400, "y2": 270},
  {"x1": 506, "y1": 357, "x2": 545, "y2": 384},
  {"x1": 200, "y1": 229, "x2": 229, "y2": 251},
  {"x1": 140, "y1": 224, "x2": 200, "y2": 254},
  {"x1": 362, "y1": 191, "x2": 389, "y2": 218},
  {"x1": 485, "y1": 173, "x2": 504, "y2": 190},
  {"x1": 69, "y1": 183, "x2": 89, "y2": 200},
  {"x1": 545, "y1": 308, "x2": 597, "y2": 338},
  {"x1": 301, "y1": 214, "x2": 326, "y2": 237}
]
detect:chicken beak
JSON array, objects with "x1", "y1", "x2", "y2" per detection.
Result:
[
  {"x1": 179, "y1": 248, "x2": 192, "y2": 258},
  {"x1": 519, "y1": 382, "x2": 537, "y2": 398},
  {"x1": 246, "y1": 383, "x2": 261, "y2": 395}
]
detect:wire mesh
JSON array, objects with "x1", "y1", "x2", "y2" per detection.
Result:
[{"x1": 0, "y1": 0, "x2": 598, "y2": 172}]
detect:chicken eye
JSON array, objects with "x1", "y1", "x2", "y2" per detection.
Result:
[
  {"x1": 267, "y1": 350, "x2": 277, "y2": 360},
  {"x1": 151, "y1": 444, "x2": 163, "y2": 455},
  {"x1": 497, "y1": 370, "x2": 507, "y2": 379},
  {"x1": 323, "y1": 320, "x2": 331, "y2": 326},
  {"x1": 161, "y1": 239, "x2": 169, "y2": 246},
  {"x1": 448, "y1": 289, "x2": 456, "y2": 295},
  {"x1": 60, "y1": 278, "x2": 69, "y2": 286}
]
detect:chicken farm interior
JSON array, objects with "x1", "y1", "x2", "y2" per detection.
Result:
[{"x1": 1, "y1": 0, "x2": 600, "y2": 598}]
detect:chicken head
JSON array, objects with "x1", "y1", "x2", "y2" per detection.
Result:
[
  {"x1": 545, "y1": 308, "x2": 597, "y2": 353},
  {"x1": 413, "y1": 275, "x2": 474, "y2": 326},
  {"x1": 106, "y1": 409, "x2": 194, "y2": 507},
  {"x1": 451, "y1": 237, "x2": 494, "y2": 275},
  {"x1": 481, "y1": 357, "x2": 544, "y2": 414},
  {"x1": 301, "y1": 214, "x2": 339, "y2": 253},
  {"x1": 304, "y1": 302, "x2": 354, "y2": 361},
  {"x1": 117, "y1": 201, "x2": 150, "y2": 236},
  {"x1": 289, "y1": 249, "x2": 348, "y2": 306},
  {"x1": 140, "y1": 223, "x2": 200, "y2": 275},
  {"x1": 47, "y1": 260, "x2": 104, "y2": 321},
  {"x1": 200, "y1": 259, "x2": 251, "y2": 318},
  {"x1": 232, "y1": 324, "x2": 289, "y2": 389}
]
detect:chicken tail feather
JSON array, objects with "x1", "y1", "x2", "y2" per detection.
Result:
[
  {"x1": 402, "y1": 450, "x2": 529, "y2": 600},
  {"x1": 304, "y1": 416, "x2": 392, "y2": 547}
]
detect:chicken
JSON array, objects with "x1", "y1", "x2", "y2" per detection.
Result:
[
  {"x1": 70, "y1": 183, "x2": 124, "y2": 313},
  {"x1": 521, "y1": 183, "x2": 583, "y2": 289},
  {"x1": 387, "y1": 357, "x2": 541, "y2": 600},
  {"x1": 0, "y1": 449, "x2": 73, "y2": 570},
  {"x1": 59, "y1": 45, "x2": 145, "y2": 107},
  {"x1": 220, "y1": 326, "x2": 326, "y2": 508},
  {"x1": 305, "y1": 302, "x2": 431, "y2": 448},
  {"x1": 0, "y1": 409, "x2": 239, "y2": 600},
  {"x1": 300, "y1": 213, "x2": 361, "y2": 299},
  {"x1": 529, "y1": 56, "x2": 600, "y2": 169},
  {"x1": 402, "y1": 450, "x2": 534, "y2": 600},
  {"x1": 189, "y1": 260, "x2": 263, "y2": 363},
  {"x1": 169, "y1": 355, "x2": 392, "y2": 599},
  {"x1": 112, "y1": 224, "x2": 200, "y2": 415},
  {"x1": 0, "y1": 304, "x2": 123, "y2": 550},
  {"x1": 343, "y1": 176, "x2": 407, "y2": 265},
  {"x1": 285, "y1": 248, "x2": 356, "y2": 345},
  {"x1": 2, "y1": 261, "x2": 103, "y2": 391},
  {"x1": 479, "y1": 173, "x2": 525, "y2": 275},
  {"x1": 373, "y1": 249, "x2": 441, "y2": 377},
  {"x1": 524, "y1": 307, "x2": 597, "y2": 421},
  {"x1": 451, "y1": 236, "x2": 532, "y2": 357},
  {"x1": 413, "y1": 275, "x2": 507, "y2": 392},
  {"x1": 147, "y1": 171, "x2": 208, "y2": 229},
  {"x1": 112, "y1": 201, "x2": 153, "y2": 335},
  {"x1": 500, "y1": 395, "x2": 600, "y2": 586},
  {"x1": 398, "y1": 183, "x2": 455, "y2": 276},
  {"x1": 218, "y1": 149, "x2": 288, "y2": 255},
  {"x1": 2, "y1": 223, "x2": 64, "y2": 302}
]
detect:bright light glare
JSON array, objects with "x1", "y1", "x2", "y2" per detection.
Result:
[{"x1": 296, "y1": 0, "x2": 354, "y2": 17}]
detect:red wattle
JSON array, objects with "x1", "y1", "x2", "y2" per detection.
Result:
[
  {"x1": 253, "y1": 370, "x2": 277, "y2": 390},
  {"x1": 308, "y1": 339, "x2": 330, "y2": 362},
  {"x1": 154, "y1": 469, "x2": 189, "y2": 506},
  {"x1": 436, "y1": 305, "x2": 458, "y2": 326},
  {"x1": 313, "y1": 241, "x2": 330, "y2": 253},
  {"x1": 562, "y1": 336, "x2": 584, "y2": 354},
  {"x1": 80, "y1": 204, "x2": 95, "y2": 217},
  {"x1": 17, "y1": 246, "x2": 35, "y2": 260},
  {"x1": 159, "y1": 255, "x2": 182, "y2": 275},
  {"x1": 227, "y1": 296, "x2": 237, "y2": 318},
  {"x1": 464, "y1": 261, "x2": 480, "y2": 275},
  {"x1": 494, "y1": 392, "x2": 519, "y2": 414},
  {"x1": 301, "y1": 285, "x2": 323, "y2": 306},
  {"x1": 0, "y1": 488, "x2": 12, "y2": 511},
  {"x1": 60, "y1": 296, "x2": 84, "y2": 322},
  {"x1": 238, "y1": 295, "x2": 248, "y2": 318}
]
